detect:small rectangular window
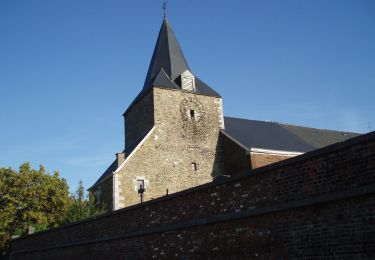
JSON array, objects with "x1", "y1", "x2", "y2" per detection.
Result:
[
  {"x1": 136, "y1": 179, "x2": 144, "y2": 190},
  {"x1": 191, "y1": 162, "x2": 197, "y2": 171},
  {"x1": 190, "y1": 110, "x2": 195, "y2": 119}
]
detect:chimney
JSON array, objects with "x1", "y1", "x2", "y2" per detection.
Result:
[{"x1": 116, "y1": 152, "x2": 125, "y2": 167}]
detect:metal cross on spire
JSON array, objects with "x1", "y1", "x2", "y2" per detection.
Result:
[{"x1": 162, "y1": 0, "x2": 168, "y2": 18}]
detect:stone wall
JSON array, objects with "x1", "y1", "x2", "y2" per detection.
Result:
[
  {"x1": 124, "y1": 89, "x2": 154, "y2": 151},
  {"x1": 10, "y1": 131, "x2": 375, "y2": 259},
  {"x1": 116, "y1": 87, "x2": 225, "y2": 208},
  {"x1": 221, "y1": 132, "x2": 250, "y2": 176},
  {"x1": 98, "y1": 175, "x2": 113, "y2": 211}
]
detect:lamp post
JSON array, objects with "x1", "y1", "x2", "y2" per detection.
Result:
[{"x1": 138, "y1": 184, "x2": 145, "y2": 203}]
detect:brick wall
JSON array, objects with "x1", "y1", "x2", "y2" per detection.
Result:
[
  {"x1": 250, "y1": 152, "x2": 296, "y2": 169},
  {"x1": 9, "y1": 131, "x2": 375, "y2": 259}
]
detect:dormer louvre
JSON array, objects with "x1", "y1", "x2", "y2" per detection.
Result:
[{"x1": 180, "y1": 70, "x2": 195, "y2": 91}]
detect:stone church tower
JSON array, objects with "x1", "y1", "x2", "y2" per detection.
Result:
[
  {"x1": 89, "y1": 18, "x2": 359, "y2": 211},
  {"x1": 89, "y1": 18, "x2": 225, "y2": 210}
]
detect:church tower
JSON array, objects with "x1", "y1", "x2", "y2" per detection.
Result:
[
  {"x1": 89, "y1": 18, "x2": 225, "y2": 210},
  {"x1": 89, "y1": 17, "x2": 359, "y2": 211}
]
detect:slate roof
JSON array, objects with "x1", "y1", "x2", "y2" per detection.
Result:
[
  {"x1": 88, "y1": 160, "x2": 117, "y2": 191},
  {"x1": 223, "y1": 116, "x2": 360, "y2": 153},
  {"x1": 143, "y1": 18, "x2": 190, "y2": 90},
  {"x1": 124, "y1": 18, "x2": 220, "y2": 116},
  {"x1": 88, "y1": 129, "x2": 153, "y2": 190}
]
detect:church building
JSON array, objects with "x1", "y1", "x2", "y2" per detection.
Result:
[{"x1": 88, "y1": 18, "x2": 358, "y2": 211}]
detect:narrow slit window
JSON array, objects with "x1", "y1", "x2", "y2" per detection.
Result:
[
  {"x1": 191, "y1": 162, "x2": 197, "y2": 171},
  {"x1": 190, "y1": 110, "x2": 195, "y2": 119}
]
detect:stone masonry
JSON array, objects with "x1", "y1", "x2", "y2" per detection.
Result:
[
  {"x1": 115, "y1": 86, "x2": 224, "y2": 208},
  {"x1": 88, "y1": 17, "x2": 357, "y2": 212},
  {"x1": 124, "y1": 90, "x2": 154, "y2": 151}
]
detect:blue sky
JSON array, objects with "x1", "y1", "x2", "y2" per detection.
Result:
[{"x1": 1, "y1": 0, "x2": 374, "y2": 193}]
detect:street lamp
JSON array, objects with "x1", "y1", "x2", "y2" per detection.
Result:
[{"x1": 138, "y1": 184, "x2": 145, "y2": 203}]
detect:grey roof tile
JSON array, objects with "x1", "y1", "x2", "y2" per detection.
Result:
[
  {"x1": 194, "y1": 77, "x2": 221, "y2": 97},
  {"x1": 124, "y1": 18, "x2": 220, "y2": 116},
  {"x1": 89, "y1": 129, "x2": 152, "y2": 190},
  {"x1": 143, "y1": 18, "x2": 190, "y2": 89},
  {"x1": 152, "y1": 68, "x2": 180, "y2": 89},
  {"x1": 88, "y1": 160, "x2": 117, "y2": 190},
  {"x1": 223, "y1": 116, "x2": 360, "y2": 153}
]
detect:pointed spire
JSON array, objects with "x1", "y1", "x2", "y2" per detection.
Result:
[
  {"x1": 143, "y1": 18, "x2": 190, "y2": 90},
  {"x1": 124, "y1": 18, "x2": 221, "y2": 116}
]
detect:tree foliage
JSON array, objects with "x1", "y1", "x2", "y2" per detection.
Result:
[
  {"x1": 0, "y1": 162, "x2": 70, "y2": 254},
  {"x1": 0, "y1": 162, "x2": 106, "y2": 255},
  {"x1": 62, "y1": 180, "x2": 106, "y2": 224}
]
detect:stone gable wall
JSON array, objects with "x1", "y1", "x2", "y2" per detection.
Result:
[
  {"x1": 124, "y1": 90, "x2": 154, "y2": 151},
  {"x1": 221, "y1": 132, "x2": 250, "y2": 176},
  {"x1": 116, "y1": 87, "x2": 225, "y2": 208},
  {"x1": 10, "y1": 132, "x2": 375, "y2": 259},
  {"x1": 98, "y1": 175, "x2": 113, "y2": 211}
]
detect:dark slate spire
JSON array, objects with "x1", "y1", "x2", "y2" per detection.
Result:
[
  {"x1": 124, "y1": 18, "x2": 220, "y2": 116},
  {"x1": 143, "y1": 18, "x2": 190, "y2": 90}
]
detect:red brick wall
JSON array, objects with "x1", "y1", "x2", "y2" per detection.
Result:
[
  {"x1": 250, "y1": 152, "x2": 295, "y2": 169},
  {"x1": 9, "y1": 132, "x2": 375, "y2": 259}
]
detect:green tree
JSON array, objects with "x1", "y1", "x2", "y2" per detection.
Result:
[
  {"x1": 62, "y1": 180, "x2": 106, "y2": 224},
  {"x1": 0, "y1": 162, "x2": 71, "y2": 254}
]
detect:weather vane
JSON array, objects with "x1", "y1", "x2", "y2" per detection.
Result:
[{"x1": 162, "y1": 0, "x2": 168, "y2": 18}]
